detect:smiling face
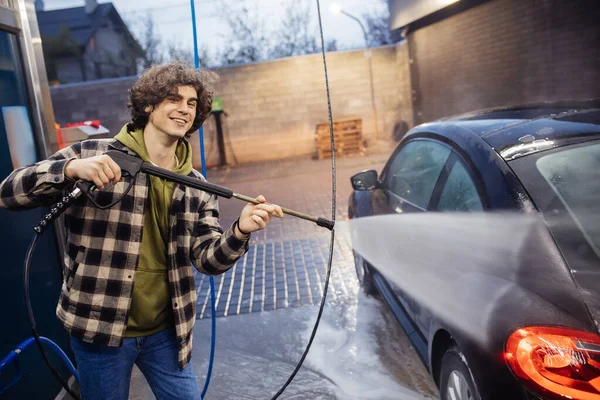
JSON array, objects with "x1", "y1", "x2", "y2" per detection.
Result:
[{"x1": 146, "y1": 85, "x2": 198, "y2": 140}]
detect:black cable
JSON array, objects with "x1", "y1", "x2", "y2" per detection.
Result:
[
  {"x1": 22, "y1": 181, "x2": 131, "y2": 400},
  {"x1": 80, "y1": 177, "x2": 135, "y2": 210},
  {"x1": 24, "y1": 233, "x2": 81, "y2": 400},
  {"x1": 270, "y1": 0, "x2": 336, "y2": 397}
]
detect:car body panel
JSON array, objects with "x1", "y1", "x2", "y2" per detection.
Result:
[
  {"x1": 348, "y1": 103, "x2": 600, "y2": 400},
  {"x1": 509, "y1": 140, "x2": 600, "y2": 334}
]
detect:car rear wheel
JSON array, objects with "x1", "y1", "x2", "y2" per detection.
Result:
[
  {"x1": 439, "y1": 346, "x2": 481, "y2": 400},
  {"x1": 353, "y1": 250, "x2": 377, "y2": 296}
]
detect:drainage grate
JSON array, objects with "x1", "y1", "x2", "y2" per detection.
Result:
[{"x1": 195, "y1": 233, "x2": 358, "y2": 319}]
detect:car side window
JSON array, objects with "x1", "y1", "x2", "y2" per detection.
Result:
[
  {"x1": 437, "y1": 160, "x2": 483, "y2": 211},
  {"x1": 384, "y1": 140, "x2": 451, "y2": 209}
]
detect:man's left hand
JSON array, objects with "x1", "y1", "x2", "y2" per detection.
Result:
[{"x1": 236, "y1": 195, "x2": 283, "y2": 238}]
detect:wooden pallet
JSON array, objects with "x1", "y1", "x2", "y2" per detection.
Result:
[{"x1": 316, "y1": 117, "x2": 363, "y2": 159}]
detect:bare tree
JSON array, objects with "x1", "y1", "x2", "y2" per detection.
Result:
[
  {"x1": 269, "y1": 2, "x2": 318, "y2": 59},
  {"x1": 214, "y1": 0, "x2": 342, "y2": 65},
  {"x1": 325, "y1": 39, "x2": 340, "y2": 52},
  {"x1": 269, "y1": 3, "x2": 343, "y2": 59},
  {"x1": 362, "y1": 1, "x2": 393, "y2": 47},
  {"x1": 166, "y1": 41, "x2": 211, "y2": 67},
  {"x1": 127, "y1": 12, "x2": 164, "y2": 71},
  {"x1": 218, "y1": 1, "x2": 269, "y2": 65}
]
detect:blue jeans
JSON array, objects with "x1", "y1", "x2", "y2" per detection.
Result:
[{"x1": 70, "y1": 329, "x2": 201, "y2": 400}]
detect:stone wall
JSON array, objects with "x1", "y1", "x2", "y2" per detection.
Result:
[{"x1": 50, "y1": 44, "x2": 413, "y2": 168}]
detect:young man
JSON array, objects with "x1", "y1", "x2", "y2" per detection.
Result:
[{"x1": 0, "y1": 62, "x2": 282, "y2": 399}]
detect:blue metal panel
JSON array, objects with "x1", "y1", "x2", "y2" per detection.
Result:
[{"x1": 0, "y1": 30, "x2": 72, "y2": 400}]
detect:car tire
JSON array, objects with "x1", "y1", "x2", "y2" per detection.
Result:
[
  {"x1": 353, "y1": 250, "x2": 377, "y2": 296},
  {"x1": 439, "y1": 346, "x2": 481, "y2": 400}
]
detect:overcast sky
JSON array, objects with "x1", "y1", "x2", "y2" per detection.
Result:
[{"x1": 42, "y1": 0, "x2": 389, "y2": 62}]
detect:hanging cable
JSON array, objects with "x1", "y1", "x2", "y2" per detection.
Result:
[{"x1": 269, "y1": 0, "x2": 337, "y2": 398}]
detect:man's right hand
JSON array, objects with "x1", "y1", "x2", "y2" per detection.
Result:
[{"x1": 65, "y1": 155, "x2": 122, "y2": 190}]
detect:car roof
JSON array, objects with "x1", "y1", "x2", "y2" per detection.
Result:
[{"x1": 427, "y1": 100, "x2": 600, "y2": 160}]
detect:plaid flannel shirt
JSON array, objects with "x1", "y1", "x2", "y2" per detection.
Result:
[{"x1": 0, "y1": 139, "x2": 249, "y2": 369}]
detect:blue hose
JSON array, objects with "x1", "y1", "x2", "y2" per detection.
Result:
[
  {"x1": 201, "y1": 277, "x2": 217, "y2": 398},
  {"x1": 0, "y1": 336, "x2": 79, "y2": 394},
  {"x1": 189, "y1": 1, "x2": 216, "y2": 398}
]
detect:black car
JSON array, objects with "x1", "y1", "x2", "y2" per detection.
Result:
[{"x1": 348, "y1": 101, "x2": 600, "y2": 400}]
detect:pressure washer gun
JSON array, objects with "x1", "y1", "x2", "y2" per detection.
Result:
[{"x1": 34, "y1": 150, "x2": 335, "y2": 234}]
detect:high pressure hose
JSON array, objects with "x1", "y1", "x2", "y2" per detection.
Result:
[
  {"x1": 269, "y1": 0, "x2": 337, "y2": 398},
  {"x1": 25, "y1": 188, "x2": 85, "y2": 400}
]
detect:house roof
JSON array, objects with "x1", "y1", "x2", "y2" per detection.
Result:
[{"x1": 36, "y1": 2, "x2": 142, "y2": 54}]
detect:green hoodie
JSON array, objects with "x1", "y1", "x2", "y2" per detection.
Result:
[{"x1": 115, "y1": 125, "x2": 193, "y2": 337}]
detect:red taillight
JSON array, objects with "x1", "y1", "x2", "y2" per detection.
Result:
[{"x1": 505, "y1": 326, "x2": 600, "y2": 399}]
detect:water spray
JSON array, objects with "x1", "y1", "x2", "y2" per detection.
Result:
[{"x1": 349, "y1": 212, "x2": 594, "y2": 348}]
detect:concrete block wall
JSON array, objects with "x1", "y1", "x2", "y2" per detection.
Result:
[
  {"x1": 208, "y1": 43, "x2": 412, "y2": 165},
  {"x1": 49, "y1": 44, "x2": 413, "y2": 167}
]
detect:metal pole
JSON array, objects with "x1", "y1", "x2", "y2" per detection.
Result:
[
  {"x1": 213, "y1": 111, "x2": 227, "y2": 166},
  {"x1": 341, "y1": 10, "x2": 379, "y2": 140},
  {"x1": 366, "y1": 47, "x2": 379, "y2": 140},
  {"x1": 190, "y1": 0, "x2": 207, "y2": 177},
  {"x1": 190, "y1": 0, "x2": 200, "y2": 72}
]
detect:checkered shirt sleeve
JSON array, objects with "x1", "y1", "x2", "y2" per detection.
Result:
[{"x1": 0, "y1": 143, "x2": 81, "y2": 209}]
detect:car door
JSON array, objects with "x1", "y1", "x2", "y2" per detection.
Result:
[
  {"x1": 370, "y1": 139, "x2": 452, "y2": 315},
  {"x1": 411, "y1": 153, "x2": 485, "y2": 335}
]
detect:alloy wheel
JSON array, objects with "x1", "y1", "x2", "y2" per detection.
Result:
[{"x1": 445, "y1": 370, "x2": 474, "y2": 400}]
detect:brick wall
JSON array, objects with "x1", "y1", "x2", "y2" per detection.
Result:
[
  {"x1": 407, "y1": 0, "x2": 600, "y2": 124},
  {"x1": 50, "y1": 44, "x2": 413, "y2": 167}
]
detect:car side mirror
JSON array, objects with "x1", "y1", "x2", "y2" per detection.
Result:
[{"x1": 351, "y1": 170, "x2": 378, "y2": 190}]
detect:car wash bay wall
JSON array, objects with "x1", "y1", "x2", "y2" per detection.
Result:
[
  {"x1": 49, "y1": 44, "x2": 413, "y2": 167},
  {"x1": 404, "y1": 0, "x2": 600, "y2": 125}
]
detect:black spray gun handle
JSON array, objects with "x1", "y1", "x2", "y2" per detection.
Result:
[
  {"x1": 101, "y1": 151, "x2": 335, "y2": 231},
  {"x1": 73, "y1": 150, "x2": 144, "y2": 195}
]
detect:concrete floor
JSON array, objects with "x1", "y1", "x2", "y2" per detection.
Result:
[
  {"x1": 129, "y1": 288, "x2": 439, "y2": 400},
  {"x1": 128, "y1": 148, "x2": 440, "y2": 399}
]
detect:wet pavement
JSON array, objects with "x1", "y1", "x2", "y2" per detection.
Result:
[{"x1": 129, "y1": 142, "x2": 441, "y2": 399}]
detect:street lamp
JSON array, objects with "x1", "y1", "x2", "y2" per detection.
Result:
[{"x1": 331, "y1": 3, "x2": 379, "y2": 139}]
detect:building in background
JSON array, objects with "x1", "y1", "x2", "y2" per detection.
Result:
[
  {"x1": 387, "y1": 0, "x2": 600, "y2": 124},
  {"x1": 35, "y1": 0, "x2": 143, "y2": 84}
]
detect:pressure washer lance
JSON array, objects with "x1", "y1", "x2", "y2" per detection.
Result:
[
  {"x1": 101, "y1": 150, "x2": 335, "y2": 230},
  {"x1": 230, "y1": 193, "x2": 334, "y2": 230},
  {"x1": 35, "y1": 150, "x2": 334, "y2": 232}
]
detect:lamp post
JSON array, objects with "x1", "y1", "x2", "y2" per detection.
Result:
[{"x1": 331, "y1": 3, "x2": 379, "y2": 139}]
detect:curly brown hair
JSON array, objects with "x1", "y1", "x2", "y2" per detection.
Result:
[{"x1": 127, "y1": 62, "x2": 218, "y2": 136}]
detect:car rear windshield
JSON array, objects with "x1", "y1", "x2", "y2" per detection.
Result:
[{"x1": 536, "y1": 142, "x2": 600, "y2": 255}]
